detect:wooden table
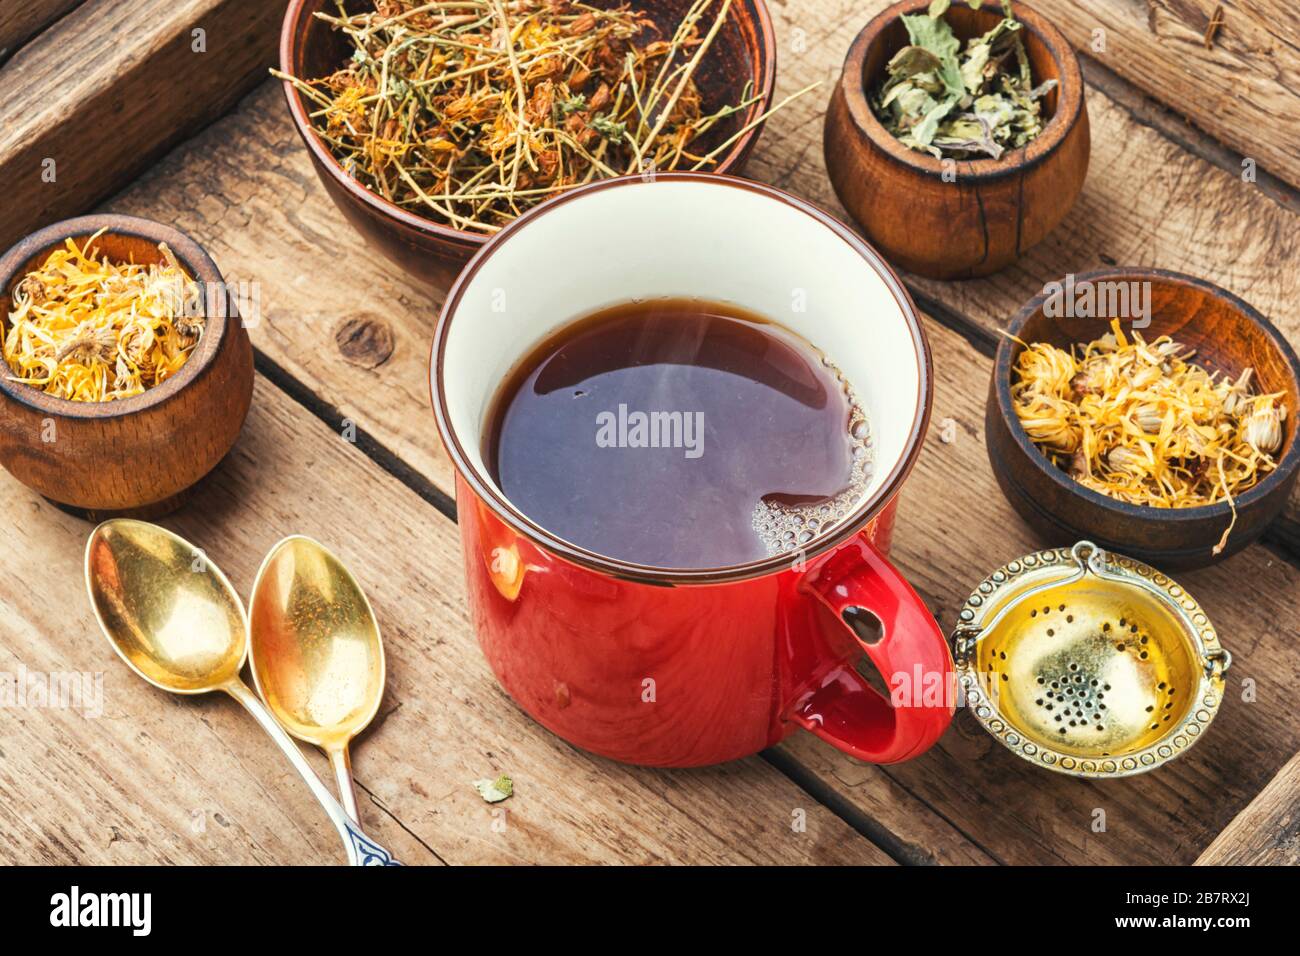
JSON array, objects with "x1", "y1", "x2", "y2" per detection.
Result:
[{"x1": 2, "y1": 0, "x2": 1298, "y2": 866}]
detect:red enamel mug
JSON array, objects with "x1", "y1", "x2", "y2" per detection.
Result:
[{"x1": 431, "y1": 174, "x2": 953, "y2": 767}]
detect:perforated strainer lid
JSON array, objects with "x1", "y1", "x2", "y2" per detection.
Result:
[{"x1": 951, "y1": 542, "x2": 1230, "y2": 778}]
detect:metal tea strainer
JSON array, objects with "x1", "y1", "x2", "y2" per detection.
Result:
[{"x1": 951, "y1": 541, "x2": 1231, "y2": 778}]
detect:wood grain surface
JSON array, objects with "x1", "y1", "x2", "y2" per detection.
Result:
[
  {"x1": 0, "y1": 1, "x2": 82, "y2": 60},
  {"x1": 1, "y1": 0, "x2": 1296, "y2": 864},
  {"x1": 1196, "y1": 750, "x2": 1300, "y2": 865},
  {"x1": 1033, "y1": 0, "x2": 1300, "y2": 190},
  {"x1": 0, "y1": 0, "x2": 279, "y2": 254}
]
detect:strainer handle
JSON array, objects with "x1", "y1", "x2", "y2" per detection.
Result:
[{"x1": 787, "y1": 536, "x2": 955, "y2": 764}]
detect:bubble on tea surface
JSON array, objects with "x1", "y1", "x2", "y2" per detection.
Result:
[{"x1": 752, "y1": 368, "x2": 875, "y2": 560}]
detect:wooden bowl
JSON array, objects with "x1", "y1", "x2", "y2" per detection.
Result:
[
  {"x1": 987, "y1": 269, "x2": 1300, "y2": 569},
  {"x1": 280, "y1": 0, "x2": 778, "y2": 289},
  {"x1": 0, "y1": 215, "x2": 254, "y2": 519},
  {"x1": 824, "y1": 0, "x2": 1089, "y2": 279}
]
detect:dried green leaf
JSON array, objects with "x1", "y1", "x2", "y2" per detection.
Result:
[
  {"x1": 886, "y1": 45, "x2": 945, "y2": 82},
  {"x1": 909, "y1": 94, "x2": 961, "y2": 148},
  {"x1": 474, "y1": 774, "x2": 514, "y2": 803},
  {"x1": 901, "y1": 12, "x2": 962, "y2": 94},
  {"x1": 870, "y1": 0, "x2": 1052, "y2": 160},
  {"x1": 590, "y1": 114, "x2": 627, "y2": 141}
]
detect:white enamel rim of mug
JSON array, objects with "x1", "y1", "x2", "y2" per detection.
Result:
[{"x1": 430, "y1": 173, "x2": 933, "y2": 585}]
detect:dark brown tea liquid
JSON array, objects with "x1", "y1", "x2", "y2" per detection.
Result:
[{"x1": 485, "y1": 299, "x2": 874, "y2": 569}]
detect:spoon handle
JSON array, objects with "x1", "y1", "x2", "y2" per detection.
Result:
[
  {"x1": 224, "y1": 680, "x2": 401, "y2": 866},
  {"x1": 328, "y1": 746, "x2": 362, "y2": 825}
]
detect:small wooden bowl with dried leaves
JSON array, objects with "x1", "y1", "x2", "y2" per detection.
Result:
[
  {"x1": 824, "y1": 0, "x2": 1089, "y2": 279},
  {"x1": 987, "y1": 268, "x2": 1300, "y2": 569},
  {"x1": 0, "y1": 215, "x2": 253, "y2": 519}
]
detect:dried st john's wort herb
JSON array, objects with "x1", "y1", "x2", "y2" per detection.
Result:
[
  {"x1": 871, "y1": 0, "x2": 1057, "y2": 160},
  {"x1": 276, "y1": 0, "x2": 817, "y2": 235}
]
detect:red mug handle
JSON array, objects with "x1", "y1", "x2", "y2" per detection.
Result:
[{"x1": 788, "y1": 537, "x2": 954, "y2": 763}]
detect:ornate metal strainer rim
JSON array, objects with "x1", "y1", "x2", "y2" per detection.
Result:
[{"x1": 951, "y1": 541, "x2": 1229, "y2": 779}]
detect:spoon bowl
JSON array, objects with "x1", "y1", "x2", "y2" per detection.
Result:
[
  {"x1": 249, "y1": 536, "x2": 386, "y2": 822},
  {"x1": 86, "y1": 519, "x2": 247, "y2": 693}
]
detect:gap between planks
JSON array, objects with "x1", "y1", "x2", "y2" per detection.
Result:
[
  {"x1": 254, "y1": 350, "x2": 458, "y2": 522},
  {"x1": 0, "y1": 0, "x2": 82, "y2": 64},
  {"x1": 1078, "y1": 56, "x2": 1300, "y2": 218}
]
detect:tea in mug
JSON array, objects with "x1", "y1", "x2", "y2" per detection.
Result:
[{"x1": 485, "y1": 298, "x2": 874, "y2": 569}]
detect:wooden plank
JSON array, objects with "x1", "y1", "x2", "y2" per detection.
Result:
[
  {"x1": 767, "y1": 740, "x2": 996, "y2": 864},
  {"x1": 1195, "y1": 750, "x2": 1300, "y2": 865},
  {"x1": 0, "y1": 1, "x2": 82, "y2": 60},
  {"x1": 1033, "y1": 1, "x2": 1300, "y2": 190},
  {"x1": 0, "y1": 376, "x2": 892, "y2": 865},
  {"x1": 0, "y1": 0, "x2": 280, "y2": 254}
]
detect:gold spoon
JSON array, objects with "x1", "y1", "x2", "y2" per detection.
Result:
[
  {"x1": 84, "y1": 519, "x2": 399, "y2": 866},
  {"x1": 248, "y1": 536, "x2": 385, "y2": 826}
]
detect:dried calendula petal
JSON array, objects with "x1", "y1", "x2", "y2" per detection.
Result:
[
  {"x1": 1007, "y1": 319, "x2": 1289, "y2": 553},
  {"x1": 1, "y1": 230, "x2": 204, "y2": 402}
]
